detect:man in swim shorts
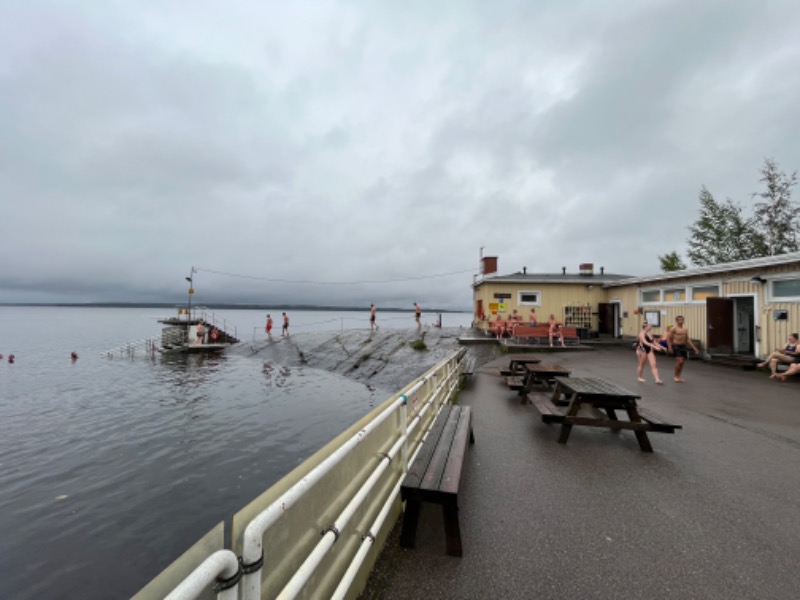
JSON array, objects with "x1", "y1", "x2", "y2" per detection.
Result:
[
  {"x1": 370, "y1": 304, "x2": 378, "y2": 331},
  {"x1": 282, "y1": 312, "x2": 289, "y2": 337},
  {"x1": 666, "y1": 315, "x2": 699, "y2": 382}
]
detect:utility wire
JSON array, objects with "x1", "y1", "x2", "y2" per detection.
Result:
[{"x1": 194, "y1": 266, "x2": 477, "y2": 285}]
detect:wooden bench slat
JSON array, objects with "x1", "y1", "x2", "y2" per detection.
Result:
[
  {"x1": 528, "y1": 392, "x2": 566, "y2": 423},
  {"x1": 419, "y1": 407, "x2": 462, "y2": 492},
  {"x1": 403, "y1": 406, "x2": 452, "y2": 490},
  {"x1": 439, "y1": 408, "x2": 472, "y2": 495},
  {"x1": 400, "y1": 404, "x2": 474, "y2": 557},
  {"x1": 637, "y1": 407, "x2": 683, "y2": 432}
]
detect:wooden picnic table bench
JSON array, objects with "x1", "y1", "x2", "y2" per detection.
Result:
[
  {"x1": 520, "y1": 363, "x2": 571, "y2": 395},
  {"x1": 400, "y1": 404, "x2": 475, "y2": 556},
  {"x1": 499, "y1": 355, "x2": 542, "y2": 376},
  {"x1": 511, "y1": 325, "x2": 581, "y2": 346},
  {"x1": 532, "y1": 377, "x2": 682, "y2": 452}
]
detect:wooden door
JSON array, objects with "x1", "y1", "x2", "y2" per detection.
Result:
[
  {"x1": 706, "y1": 297, "x2": 734, "y2": 354},
  {"x1": 598, "y1": 303, "x2": 615, "y2": 336}
]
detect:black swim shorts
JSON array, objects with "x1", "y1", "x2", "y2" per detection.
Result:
[{"x1": 672, "y1": 344, "x2": 689, "y2": 359}]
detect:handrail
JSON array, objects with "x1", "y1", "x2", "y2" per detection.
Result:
[{"x1": 144, "y1": 348, "x2": 468, "y2": 600}]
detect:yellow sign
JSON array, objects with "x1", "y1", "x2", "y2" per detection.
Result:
[{"x1": 188, "y1": 288, "x2": 194, "y2": 295}]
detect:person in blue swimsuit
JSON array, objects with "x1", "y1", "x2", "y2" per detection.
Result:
[{"x1": 757, "y1": 333, "x2": 799, "y2": 378}]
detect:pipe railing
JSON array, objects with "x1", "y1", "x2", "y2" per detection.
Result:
[
  {"x1": 164, "y1": 550, "x2": 241, "y2": 600},
  {"x1": 147, "y1": 348, "x2": 467, "y2": 600},
  {"x1": 273, "y1": 369, "x2": 459, "y2": 600},
  {"x1": 241, "y1": 349, "x2": 464, "y2": 599}
]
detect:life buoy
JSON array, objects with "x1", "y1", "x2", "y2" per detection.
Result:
[{"x1": 210, "y1": 328, "x2": 220, "y2": 342}]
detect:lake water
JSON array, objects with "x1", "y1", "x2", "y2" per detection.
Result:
[{"x1": 0, "y1": 306, "x2": 472, "y2": 599}]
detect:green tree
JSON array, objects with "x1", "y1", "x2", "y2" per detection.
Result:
[
  {"x1": 659, "y1": 251, "x2": 686, "y2": 272},
  {"x1": 752, "y1": 158, "x2": 799, "y2": 255},
  {"x1": 686, "y1": 186, "x2": 766, "y2": 266}
]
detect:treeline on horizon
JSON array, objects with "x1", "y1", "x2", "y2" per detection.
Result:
[{"x1": 0, "y1": 302, "x2": 469, "y2": 313}]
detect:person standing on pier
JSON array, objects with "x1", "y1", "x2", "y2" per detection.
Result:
[
  {"x1": 265, "y1": 314, "x2": 274, "y2": 340},
  {"x1": 370, "y1": 304, "x2": 379, "y2": 331},
  {"x1": 282, "y1": 312, "x2": 290, "y2": 337},
  {"x1": 414, "y1": 303, "x2": 421, "y2": 330}
]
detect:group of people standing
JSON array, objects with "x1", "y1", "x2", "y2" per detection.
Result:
[
  {"x1": 635, "y1": 315, "x2": 699, "y2": 384},
  {"x1": 264, "y1": 313, "x2": 290, "y2": 340},
  {"x1": 264, "y1": 303, "x2": 425, "y2": 340}
]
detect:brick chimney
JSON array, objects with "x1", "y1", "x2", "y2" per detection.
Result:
[
  {"x1": 481, "y1": 256, "x2": 498, "y2": 275},
  {"x1": 579, "y1": 263, "x2": 594, "y2": 276}
]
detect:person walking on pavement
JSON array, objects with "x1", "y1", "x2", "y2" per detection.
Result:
[{"x1": 666, "y1": 315, "x2": 699, "y2": 382}]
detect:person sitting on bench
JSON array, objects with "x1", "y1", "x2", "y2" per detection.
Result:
[
  {"x1": 548, "y1": 314, "x2": 565, "y2": 348},
  {"x1": 775, "y1": 362, "x2": 800, "y2": 381},
  {"x1": 757, "y1": 333, "x2": 799, "y2": 378}
]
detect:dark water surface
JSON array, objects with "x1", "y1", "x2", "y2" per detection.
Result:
[{"x1": 0, "y1": 307, "x2": 471, "y2": 599}]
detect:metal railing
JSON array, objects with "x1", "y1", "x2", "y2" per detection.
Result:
[
  {"x1": 102, "y1": 336, "x2": 161, "y2": 359},
  {"x1": 135, "y1": 348, "x2": 468, "y2": 600}
]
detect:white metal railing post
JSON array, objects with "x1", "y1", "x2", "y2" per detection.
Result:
[{"x1": 163, "y1": 549, "x2": 240, "y2": 600}]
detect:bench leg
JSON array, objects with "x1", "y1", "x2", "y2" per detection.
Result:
[
  {"x1": 625, "y1": 406, "x2": 654, "y2": 453},
  {"x1": 605, "y1": 408, "x2": 622, "y2": 433},
  {"x1": 442, "y1": 502, "x2": 463, "y2": 557},
  {"x1": 399, "y1": 499, "x2": 421, "y2": 549}
]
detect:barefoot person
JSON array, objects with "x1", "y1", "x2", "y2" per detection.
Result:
[
  {"x1": 265, "y1": 314, "x2": 274, "y2": 341},
  {"x1": 636, "y1": 322, "x2": 664, "y2": 384},
  {"x1": 775, "y1": 362, "x2": 800, "y2": 381},
  {"x1": 370, "y1": 304, "x2": 379, "y2": 331},
  {"x1": 414, "y1": 303, "x2": 421, "y2": 330},
  {"x1": 666, "y1": 315, "x2": 699, "y2": 382},
  {"x1": 281, "y1": 312, "x2": 290, "y2": 337},
  {"x1": 757, "y1": 333, "x2": 799, "y2": 378},
  {"x1": 548, "y1": 314, "x2": 565, "y2": 348}
]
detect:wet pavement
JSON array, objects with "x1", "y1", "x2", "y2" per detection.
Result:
[{"x1": 360, "y1": 346, "x2": 800, "y2": 600}]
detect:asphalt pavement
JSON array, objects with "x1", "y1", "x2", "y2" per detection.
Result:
[{"x1": 360, "y1": 346, "x2": 800, "y2": 600}]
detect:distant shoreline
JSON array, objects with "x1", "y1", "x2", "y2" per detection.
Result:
[{"x1": 0, "y1": 302, "x2": 470, "y2": 313}]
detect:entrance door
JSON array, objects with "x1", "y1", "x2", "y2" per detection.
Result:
[
  {"x1": 598, "y1": 303, "x2": 616, "y2": 336},
  {"x1": 733, "y1": 297, "x2": 755, "y2": 354},
  {"x1": 706, "y1": 298, "x2": 734, "y2": 354}
]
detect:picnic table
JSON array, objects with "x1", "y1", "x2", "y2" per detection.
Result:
[
  {"x1": 521, "y1": 363, "x2": 571, "y2": 393},
  {"x1": 499, "y1": 356, "x2": 542, "y2": 377},
  {"x1": 528, "y1": 376, "x2": 682, "y2": 452}
]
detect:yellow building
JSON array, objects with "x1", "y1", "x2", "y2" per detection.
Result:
[{"x1": 472, "y1": 253, "x2": 800, "y2": 358}]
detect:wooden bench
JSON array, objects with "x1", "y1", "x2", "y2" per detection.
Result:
[
  {"x1": 460, "y1": 355, "x2": 477, "y2": 388},
  {"x1": 528, "y1": 392, "x2": 566, "y2": 423},
  {"x1": 636, "y1": 407, "x2": 683, "y2": 433},
  {"x1": 511, "y1": 325, "x2": 581, "y2": 346},
  {"x1": 400, "y1": 404, "x2": 475, "y2": 556}
]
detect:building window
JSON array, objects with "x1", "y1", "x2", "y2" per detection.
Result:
[
  {"x1": 772, "y1": 278, "x2": 800, "y2": 300},
  {"x1": 663, "y1": 288, "x2": 686, "y2": 302},
  {"x1": 691, "y1": 285, "x2": 719, "y2": 301},
  {"x1": 641, "y1": 290, "x2": 661, "y2": 303},
  {"x1": 518, "y1": 291, "x2": 541, "y2": 306}
]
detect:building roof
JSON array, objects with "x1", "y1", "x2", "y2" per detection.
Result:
[
  {"x1": 473, "y1": 272, "x2": 633, "y2": 287},
  {"x1": 604, "y1": 251, "x2": 800, "y2": 287}
]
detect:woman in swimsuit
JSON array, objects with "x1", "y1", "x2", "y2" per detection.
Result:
[
  {"x1": 636, "y1": 322, "x2": 664, "y2": 384},
  {"x1": 757, "y1": 333, "x2": 799, "y2": 378}
]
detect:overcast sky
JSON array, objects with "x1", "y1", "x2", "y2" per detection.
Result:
[{"x1": 2, "y1": 0, "x2": 799, "y2": 309}]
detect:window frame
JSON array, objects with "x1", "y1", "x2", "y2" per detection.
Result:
[
  {"x1": 769, "y1": 273, "x2": 800, "y2": 302},
  {"x1": 640, "y1": 289, "x2": 661, "y2": 304},
  {"x1": 690, "y1": 284, "x2": 720, "y2": 302},
  {"x1": 517, "y1": 290, "x2": 542, "y2": 306}
]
